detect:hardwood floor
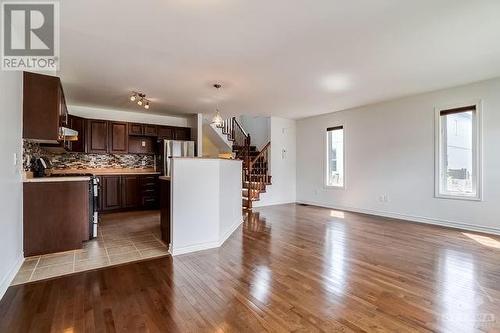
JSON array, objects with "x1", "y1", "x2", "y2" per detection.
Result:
[{"x1": 1, "y1": 204, "x2": 499, "y2": 332}]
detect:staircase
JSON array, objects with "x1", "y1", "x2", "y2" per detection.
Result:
[{"x1": 217, "y1": 117, "x2": 271, "y2": 210}]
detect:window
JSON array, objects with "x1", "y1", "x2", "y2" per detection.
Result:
[
  {"x1": 326, "y1": 126, "x2": 344, "y2": 187},
  {"x1": 436, "y1": 104, "x2": 481, "y2": 200}
]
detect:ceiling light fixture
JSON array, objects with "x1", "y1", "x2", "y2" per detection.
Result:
[
  {"x1": 130, "y1": 92, "x2": 151, "y2": 110},
  {"x1": 211, "y1": 84, "x2": 223, "y2": 127}
]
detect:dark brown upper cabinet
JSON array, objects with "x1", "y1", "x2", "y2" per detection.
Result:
[
  {"x1": 143, "y1": 124, "x2": 158, "y2": 137},
  {"x1": 108, "y1": 121, "x2": 128, "y2": 154},
  {"x1": 174, "y1": 127, "x2": 191, "y2": 141},
  {"x1": 68, "y1": 115, "x2": 86, "y2": 153},
  {"x1": 87, "y1": 119, "x2": 108, "y2": 153},
  {"x1": 129, "y1": 123, "x2": 143, "y2": 136},
  {"x1": 129, "y1": 123, "x2": 158, "y2": 137},
  {"x1": 23, "y1": 72, "x2": 67, "y2": 141},
  {"x1": 157, "y1": 126, "x2": 174, "y2": 140}
]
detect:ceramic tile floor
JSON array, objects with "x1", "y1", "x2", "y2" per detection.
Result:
[{"x1": 11, "y1": 211, "x2": 169, "y2": 285}]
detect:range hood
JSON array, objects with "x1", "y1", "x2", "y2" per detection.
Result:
[{"x1": 60, "y1": 127, "x2": 79, "y2": 141}]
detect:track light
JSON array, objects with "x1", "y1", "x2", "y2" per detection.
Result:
[{"x1": 129, "y1": 92, "x2": 150, "y2": 110}]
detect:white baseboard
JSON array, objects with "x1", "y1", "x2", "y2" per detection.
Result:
[
  {"x1": 253, "y1": 200, "x2": 296, "y2": 208},
  {"x1": 218, "y1": 218, "x2": 243, "y2": 246},
  {"x1": 297, "y1": 200, "x2": 500, "y2": 236},
  {"x1": 0, "y1": 255, "x2": 24, "y2": 300},
  {"x1": 172, "y1": 241, "x2": 220, "y2": 256},
  {"x1": 172, "y1": 218, "x2": 243, "y2": 256}
]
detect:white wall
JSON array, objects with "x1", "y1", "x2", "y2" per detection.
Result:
[
  {"x1": 186, "y1": 113, "x2": 203, "y2": 157},
  {"x1": 254, "y1": 117, "x2": 297, "y2": 207},
  {"x1": 171, "y1": 158, "x2": 243, "y2": 255},
  {"x1": 69, "y1": 105, "x2": 190, "y2": 127},
  {"x1": 0, "y1": 72, "x2": 24, "y2": 298},
  {"x1": 239, "y1": 115, "x2": 270, "y2": 150},
  {"x1": 201, "y1": 117, "x2": 232, "y2": 158},
  {"x1": 202, "y1": 133, "x2": 223, "y2": 158},
  {"x1": 297, "y1": 77, "x2": 500, "y2": 234}
]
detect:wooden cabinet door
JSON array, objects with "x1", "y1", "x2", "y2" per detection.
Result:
[
  {"x1": 157, "y1": 126, "x2": 174, "y2": 139},
  {"x1": 87, "y1": 119, "x2": 108, "y2": 153},
  {"x1": 23, "y1": 72, "x2": 61, "y2": 141},
  {"x1": 68, "y1": 115, "x2": 86, "y2": 152},
  {"x1": 122, "y1": 176, "x2": 139, "y2": 209},
  {"x1": 174, "y1": 127, "x2": 191, "y2": 141},
  {"x1": 102, "y1": 176, "x2": 122, "y2": 211},
  {"x1": 143, "y1": 124, "x2": 158, "y2": 137},
  {"x1": 108, "y1": 121, "x2": 128, "y2": 154},
  {"x1": 129, "y1": 123, "x2": 143, "y2": 136}
]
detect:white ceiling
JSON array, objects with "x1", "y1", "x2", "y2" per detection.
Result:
[{"x1": 59, "y1": 0, "x2": 500, "y2": 119}]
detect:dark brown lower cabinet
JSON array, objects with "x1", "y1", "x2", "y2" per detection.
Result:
[
  {"x1": 122, "y1": 175, "x2": 139, "y2": 208},
  {"x1": 159, "y1": 178, "x2": 171, "y2": 245},
  {"x1": 99, "y1": 174, "x2": 159, "y2": 213},
  {"x1": 23, "y1": 180, "x2": 89, "y2": 256},
  {"x1": 101, "y1": 175, "x2": 122, "y2": 211}
]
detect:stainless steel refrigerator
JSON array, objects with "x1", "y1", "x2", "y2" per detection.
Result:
[{"x1": 159, "y1": 140, "x2": 195, "y2": 177}]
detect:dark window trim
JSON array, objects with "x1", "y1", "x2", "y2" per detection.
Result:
[
  {"x1": 440, "y1": 105, "x2": 476, "y2": 116},
  {"x1": 327, "y1": 125, "x2": 343, "y2": 132}
]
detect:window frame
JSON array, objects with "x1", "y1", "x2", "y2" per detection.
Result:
[
  {"x1": 434, "y1": 101, "x2": 482, "y2": 201},
  {"x1": 324, "y1": 124, "x2": 346, "y2": 190}
]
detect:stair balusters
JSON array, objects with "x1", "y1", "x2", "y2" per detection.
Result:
[{"x1": 218, "y1": 117, "x2": 271, "y2": 210}]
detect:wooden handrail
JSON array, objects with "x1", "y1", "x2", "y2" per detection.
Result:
[
  {"x1": 247, "y1": 140, "x2": 270, "y2": 203},
  {"x1": 249, "y1": 141, "x2": 270, "y2": 167},
  {"x1": 216, "y1": 116, "x2": 271, "y2": 210},
  {"x1": 232, "y1": 117, "x2": 248, "y2": 137}
]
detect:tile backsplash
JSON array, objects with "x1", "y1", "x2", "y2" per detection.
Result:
[{"x1": 23, "y1": 140, "x2": 155, "y2": 171}]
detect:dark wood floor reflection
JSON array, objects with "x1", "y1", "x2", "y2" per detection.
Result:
[{"x1": 1, "y1": 204, "x2": 500, "y2": 332}]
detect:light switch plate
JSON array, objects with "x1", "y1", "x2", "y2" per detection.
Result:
[{"x1": 141, "y1": 141, "x2": 146, "y2": 147}]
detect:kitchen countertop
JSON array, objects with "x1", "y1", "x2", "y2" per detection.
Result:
[
  {"x1": 51, "y1": 168, "x2": 161, "y2": 176},
  {"x1": 23, "y1": 176, "x2": 92, "y2": 183}
]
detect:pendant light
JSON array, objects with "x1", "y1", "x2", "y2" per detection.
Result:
[{"x1": 211, "y1": 84, "x2": 223, "y2": 127}]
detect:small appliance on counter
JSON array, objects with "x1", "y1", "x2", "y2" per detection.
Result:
[{"x1": 30, "y1": 157, "x2": 51, "y2": 177}]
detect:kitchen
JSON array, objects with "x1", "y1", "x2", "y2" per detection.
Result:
[{"x1": 16, "y1": 71, "x2": 242, "y2": 284}]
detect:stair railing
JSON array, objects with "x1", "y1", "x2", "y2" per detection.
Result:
[
  {"x1": 247, "y1": 141, "x2": 271, "y2": 202},
  {"x1": 218, "y1": 117, "x2": 252, "y2": 187}
]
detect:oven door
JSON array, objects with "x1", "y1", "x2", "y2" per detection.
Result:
[{"x1": 89, "y1": 177, "x2": 100, "y2": 239}]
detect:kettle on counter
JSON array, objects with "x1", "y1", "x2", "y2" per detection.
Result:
[{"x1": 30, "y1": 157, "x2": 51, "y2": 177}]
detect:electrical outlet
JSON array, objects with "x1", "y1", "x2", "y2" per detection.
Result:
[{"x1": 141, "y1": 141, "x2": 146, "y2": 147}]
